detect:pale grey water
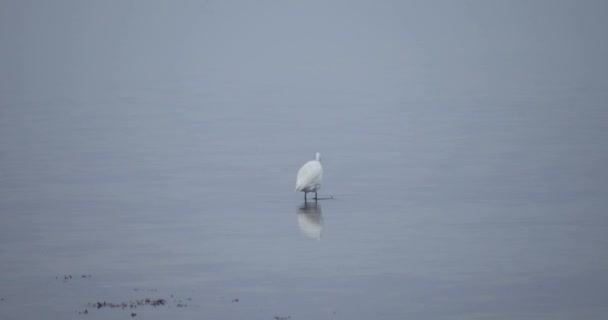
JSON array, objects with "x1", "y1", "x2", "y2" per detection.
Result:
[{"x1": 1, "y1": 1, "x2": 608, "y2": 319}]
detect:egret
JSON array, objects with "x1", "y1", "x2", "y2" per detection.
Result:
[{"x1": 295, "y1": 152, "x2": 323, "y2": 201}]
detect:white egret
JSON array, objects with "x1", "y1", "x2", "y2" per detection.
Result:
[{"x1": 295, "y1": 152, "x2": 323, "y2": 201}]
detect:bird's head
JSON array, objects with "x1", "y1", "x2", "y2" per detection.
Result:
[{"x1": 315, "y1": 152, "x2": 321, "y2": 162}]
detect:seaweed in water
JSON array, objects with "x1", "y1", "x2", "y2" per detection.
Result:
[{"x1": 88, "y1": 298, "x2": 167, "y2": 309}]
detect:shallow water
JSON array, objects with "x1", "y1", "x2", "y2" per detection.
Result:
[
  {"x1": 1, "y1": 1, "x2": 608, "y2": 319},
  {"x1": 1, "y1": 90, "x2": 607, "y2": 319}
]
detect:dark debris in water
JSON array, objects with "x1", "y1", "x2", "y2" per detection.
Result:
[
  {"x1": 89, "y1": 298, "x2": 167, "y2": 309},
  {"x1": 80, "y1": 295, "x2": 192, "y2": 316},
  {"x1": 57, "y1": 274, "x2": 92, "y2": 282}
]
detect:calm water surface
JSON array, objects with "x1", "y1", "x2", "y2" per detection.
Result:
[
  {"x1": 1, "y1": 2, "x2": 608, "y2": 319},
  {"x1": 1, "y1": 90, "x2": 607, "y2": 319}
]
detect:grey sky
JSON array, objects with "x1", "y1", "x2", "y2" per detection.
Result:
[{"x1": 2, "y1": 1, "x2": 607, "y2": 105}]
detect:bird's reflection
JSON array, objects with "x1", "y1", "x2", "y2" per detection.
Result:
[{"x1": 297, "y1": 202, "x2": 323, "y2": 239}]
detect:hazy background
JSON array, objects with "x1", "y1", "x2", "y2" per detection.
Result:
[{"x1": 1, "y1": 1, "x2": 607, "y2": 319}]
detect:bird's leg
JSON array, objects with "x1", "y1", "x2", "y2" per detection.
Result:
[
  {"x1": 304, "y1": 192, "x2": 307, "y2": 202},
  {"x1": 314, "y1": 192, "x2": 318, "y2": 201}
]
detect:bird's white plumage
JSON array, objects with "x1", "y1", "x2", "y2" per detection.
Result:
[{"x1": 295, "y1": 152, "x2": 323, "y2": 194}]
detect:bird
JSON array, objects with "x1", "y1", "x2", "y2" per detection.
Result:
[{"x1": 295, "y1": 152, "x2": 323, "y2": 202}]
